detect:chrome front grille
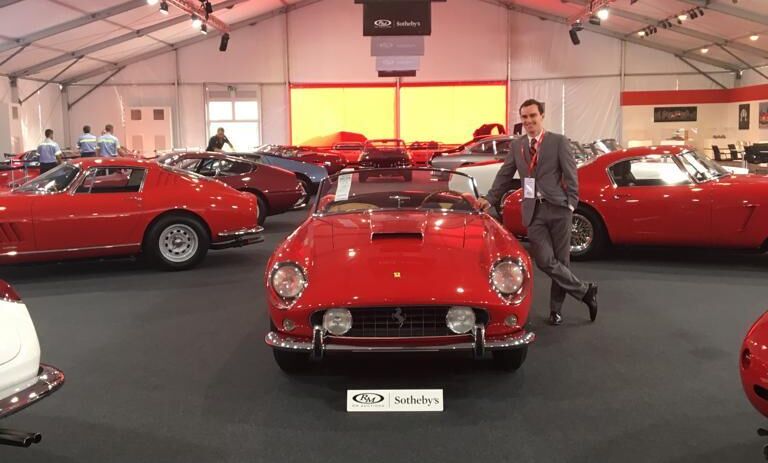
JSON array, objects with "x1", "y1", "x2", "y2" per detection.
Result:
[{"x1": 313, "y1": 307, "x2": 488, "y2": 338}]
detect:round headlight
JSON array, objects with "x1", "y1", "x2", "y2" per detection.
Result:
[
  {"x1": 270, "y1": 263, "x2": 307, "y2": 301},
  {"x1": 323, "y1": 308, "x2": 352, "y2": 336},
  {"x1": 446, "y1": 307, "x2": 476, "y2": 334},
  {"x1": 491, "y1": 260, "x2": 525, "y2": 296}
]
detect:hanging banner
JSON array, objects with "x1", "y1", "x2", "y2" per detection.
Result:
[
  {"x1": 363, "y1": 0, "x2": 431, "y2": 36},
  {"x1": 371, "y1": 36, "x2": 425, "y2": 56}
]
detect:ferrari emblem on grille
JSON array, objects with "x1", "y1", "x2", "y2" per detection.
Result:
[
  {"x1": 393, "y1": 272, "x2": 401, "y2": 278},
  {"x1": 392, "y1": 308, "x2": 406, "y2": 328}
]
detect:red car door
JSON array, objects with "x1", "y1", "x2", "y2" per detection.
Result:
[
  {"x1": 602, "y1": 155, "x2": 711, "y2": 246},
  {"x1": 32, "y1": 167, "x2": 147, "y2": 251}
]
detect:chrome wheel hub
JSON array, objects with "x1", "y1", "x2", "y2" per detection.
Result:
[
  {"x1": 571, "y1": 213, "x2": 593, "y2": 254},
  {"x1": 159, "y1": 224, "x2": 198, "y2": 263}
]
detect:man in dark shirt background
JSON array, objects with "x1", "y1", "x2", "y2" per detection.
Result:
[{"x1": 206, "y1": 127, "x2": 234, "y2": 152}]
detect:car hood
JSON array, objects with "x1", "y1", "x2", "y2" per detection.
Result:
[{"x1": 273, "y1": 210, "x2": 527, "y2": 308}]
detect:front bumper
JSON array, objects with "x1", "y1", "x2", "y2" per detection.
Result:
[
  {"x1": 0, "y1": 364, "x2": 65, "y2": 419},
  {"x1": 265, "y1": 325, "x2": 535, "y2": 359},
  {"x1": 212, "y1": 226, "x2": 264, "y2": 249}
]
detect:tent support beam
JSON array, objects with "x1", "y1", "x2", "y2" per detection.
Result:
[
  {"x1": 678, "y1": 56, "x2": 727, "y2": 89},
  {"x1": 67, "y1": 67, "x2": 124, "y2": 110}
]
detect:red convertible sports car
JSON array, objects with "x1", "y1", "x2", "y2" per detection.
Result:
[
  {"x1": 156, "y1": 152, "x2": 307, "y2": 225},
  {"x1": 740, "y1": 311, "x2": 768, "y2": 457},
  {"x1": 264, "y1": 167, "x2": 535, "y2": 373},
  {"x1": 503, "y1": 146, "x2": 768, "y2": 259},
  {"x1": 0, "y1": 158, "x2": 262, "y2": 270}
]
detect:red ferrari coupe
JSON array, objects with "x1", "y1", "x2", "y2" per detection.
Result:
[
  {"x1": 156, "y1": 152, "x2": 307, "y2": 225},
  {"x1": 0, "y1": 158, "x2": 262, "y2": 270},
  {"x1": 503, "y1": 146, "x2": 768, "y2": 259},
  {"x1": 741, "y1": 311, "x2": 768, "y2": 457},
  {"x1": 264, "y1": 168, "x2": 535, "y2": 373}
]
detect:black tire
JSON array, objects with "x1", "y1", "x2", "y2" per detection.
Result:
[
  {"x1": 570, "y1": 206, "x2": 608, "y2": 261},
  {"x1": 256, "y1": 195, "x2": 268, "y2": 226},
  {"x1": 492, "y1": 346, "x2": 528, "y2": 372},
  {"x1": 144, "y1": 214, "x2": 209, "y2": 271},
  {"x1": 297, "y1": 175, "x2": 313, "y2": 195}
]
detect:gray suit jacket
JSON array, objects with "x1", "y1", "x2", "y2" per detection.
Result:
[{"x1": 485, "y1": 132, "x2": 579, "y2": 226}]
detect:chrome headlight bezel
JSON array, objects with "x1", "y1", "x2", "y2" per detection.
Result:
[
  {"x1": 269, "y1": 261, "x2": 308, "y2": 306},
  {"x1": 489, "y1": 257, "x2": 527, "y2": 303}
]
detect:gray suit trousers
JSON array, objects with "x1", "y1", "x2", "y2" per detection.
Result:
[{"x1": 527, "y1": 201, "x2": 589, "y2": 313}]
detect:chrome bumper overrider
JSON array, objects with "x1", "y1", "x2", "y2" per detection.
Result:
[
  {"x1": 0, "y1": 364, "x2": 65, "y2": 419},
  {"x1": 265, "y1": 324, "x2": 535, "y2": 360},
  {"x1": 212, "y1": 226, "x2": 264, "y2": 249}
]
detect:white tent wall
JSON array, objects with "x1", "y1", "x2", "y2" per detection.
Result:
[
  {"x1": 53, "y1": 0, "x2": 743, "y2": 149},
  {"x1": 740, "y1": 68, "x2": 768, "y2": 88},
  {"x1": 16, "y1": 78, "x2": 64, "y2": 151}
]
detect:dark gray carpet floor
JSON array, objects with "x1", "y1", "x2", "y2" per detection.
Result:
[{"x1": 1, "y1": 208, "x2": 767, "y2": 463}]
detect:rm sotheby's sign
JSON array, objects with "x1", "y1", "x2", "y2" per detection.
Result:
[{"x1": 347, "y1": 389, "x2": 444, "y2": 412}]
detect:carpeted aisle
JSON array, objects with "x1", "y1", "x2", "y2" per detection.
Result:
[{"x1": 1, "y1": 208, "x2": 765, "y2": 463}]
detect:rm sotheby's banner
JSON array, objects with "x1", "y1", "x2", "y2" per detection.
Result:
[{"x1": 347, "y1": 389, "x2": 444, "y2": 412}]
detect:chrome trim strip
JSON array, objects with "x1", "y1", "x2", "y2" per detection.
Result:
[
  {"x1": 265, "y1": 330, "x2": 535, "y2": 353},
  {"x1": 217, "y1": 226, "x2": 264, "y2": 238},
  {"x1": 0, "y1": 364, "x2": 65, "y2": 419},
  {"x1": 0, "y1": 243, "x2": 139, "y2": 257}
]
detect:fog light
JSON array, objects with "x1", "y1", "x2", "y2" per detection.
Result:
[
  {"x1": 504, "y1": 315, "x2": 518, "y2": 327},
  {"x1": 323, "y1": 308, "x2": 352, "y2": 336},
  {"x1": 282, "y1": 319, "x2": 296, "y2": 332},
  {"x1": 446, "y1": 307, "x2": 476, "y2": 334}
]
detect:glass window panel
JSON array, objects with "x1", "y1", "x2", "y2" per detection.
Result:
[
  {"x1": 235, "y1": 101, "x2": 259, "y2": 121},
  {"x1": 208, "y1": 122, "x2": 260, "y2": 151},
  {"x1": 208, "y1": 101, "x2": 233, "y2": 121}
]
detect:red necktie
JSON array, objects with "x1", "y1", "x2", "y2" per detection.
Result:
[{"x1": 529, "y1": 138, "x2": 539, "y2": 172}]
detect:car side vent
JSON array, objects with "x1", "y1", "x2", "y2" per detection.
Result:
[{"x1": 371, "y1": 232, "x2": 423, "y2": 241}]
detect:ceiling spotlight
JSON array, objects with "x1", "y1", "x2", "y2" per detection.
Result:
[
  {"x1": 661, "y1": 22, "x2": 668, "y2": 29},
  {"x1": 200, "y1": 23, "x2": 208, "y2": 35},
  {"x1": 596, "y1": 7, "x2": 610, "y2": 21},
  {"x1": 751, "y1": 34, "x2": 760, "y2": 41},
  {"x1": 677, "y1": 17, "x2": 683, "y2": 25},
  {"x1": 690, "y1": 10, "x2": 698, "y2": 19},
  {"x1": 678, "y1": 13, "x2": 688, "y2": 21},
  {"x1": 191, "y1": 15, "x2": 202, "y2": 29},
  {"x1": 698, "y1": 7, "x2": 704, "y2": 15},
  {"x1": 638, "y1": 30, "x2": 646, "y2": 37},
  {"x1": 147, "y1": 0, "x2": 158, "y2": 5},
  {"x1": 589, "y1": 15, "x2": 601, "y2": 26},
  {"x1": 701, "y1": 47, "x2": 709, "y2": 54},
  {"x1": 159, "y1": 1, "x2": 168, "y2": 14}
]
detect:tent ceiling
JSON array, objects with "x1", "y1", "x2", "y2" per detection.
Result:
[{"x1": 0, "y1": 0, "x2": 766, "y2": 84}]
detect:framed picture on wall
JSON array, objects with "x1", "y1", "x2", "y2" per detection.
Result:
[
  {"x1": 760, "y1": 102, "x2": 768, "y2": 129},
  {"x1": 653, "y1": 106, "x2": 698, "y2": 123},
  {"x1": 739, "y1": 104, "x2": 750, "y2": 130}
]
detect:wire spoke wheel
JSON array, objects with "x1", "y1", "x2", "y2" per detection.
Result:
[
  {"x1": 571, "y1": 213, "x2": 594, "y2": 255},
  {"x1": 159, "y1": 224, "x2": 199, "y2": 263}
]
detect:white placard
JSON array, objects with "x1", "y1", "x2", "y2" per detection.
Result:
[
  {"x1": 336, "y1": 173, "x2": 352, "y2": 201},
  {"x1": 347, "y1": 389, "x2": 443, "y2": 412}
]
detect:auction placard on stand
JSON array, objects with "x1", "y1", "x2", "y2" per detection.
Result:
[{"x1": 347, "y1": 389, "x2": 444, "y2": 412}]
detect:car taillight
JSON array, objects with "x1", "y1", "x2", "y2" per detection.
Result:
[
  {"x1": 0, "y1": 281, "x2": 21, "y2": 302},
  {"x1": 743, "y1": 349, "x2": 752, "y2": 369}
]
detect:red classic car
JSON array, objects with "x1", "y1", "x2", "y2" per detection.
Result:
[
  {"x1": 264, "y1": 168, "x2": 535, "y2": 373},
  {"x1": 319, "y1": 142, "x2": 365, "y2": 164},
  {"x1": 0, "y1": 158, "x2": 262, "y2": 270},
  {"x1": 1, "y1": 150, "x2": 81, "y2": 189},
  {"x1": 740, "y1": 311, "x2": 768, "y2": 457},
  {"x1": 502, "y1": 146, "x2": 768, "y2": 259},
  {"x1": 156, "y1": 152, "x2": 307, "y2": 225},
  {"x1": 255, "y1": 145, "x2": 347, "y2": 175}
]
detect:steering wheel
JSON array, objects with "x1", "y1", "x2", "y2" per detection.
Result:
[{"x1": 418, "y1": 190, "x2": 466, "y2": 210}]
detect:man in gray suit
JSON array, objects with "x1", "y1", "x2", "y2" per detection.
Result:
[{"x1": 478, "y1": 99, "x2": 598, "y2": 325}]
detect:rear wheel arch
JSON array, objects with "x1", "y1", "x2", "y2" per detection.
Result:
[{"x1": 142, "y1": 209, "x2": 211, "y2": 248}]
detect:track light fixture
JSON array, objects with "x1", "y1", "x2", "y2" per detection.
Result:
[
  {"x1": 200, "y1": 23, "x2": 208, "y2": 35},
  {"x1": 159, "y1": 1, "x2": 169, "y2": 14},
  {"x1": 219, "y1": 32, "x2": 230, "y2": 52},
  {"x1": 596, "y1": 7, "x2": 609, "y2": 21},
  {"x1": 147, "y1": 0, "x2": 158, "y2": 5},
  {"x1": 191, "y1": 14, "x2": 202, "y2": 29}
]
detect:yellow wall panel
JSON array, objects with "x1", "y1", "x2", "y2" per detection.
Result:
[
  {"x1": 400, "y1": 85, "x2": 506, "y2": 144},
  {"x1": 291, "y1": 87, "x2": 396, "y2": 145}
]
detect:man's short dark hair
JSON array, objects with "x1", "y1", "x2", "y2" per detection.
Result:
[
  {"x1": 105, "y1": 124, "x2": 113, "y2": 132},
  {"x1": 217, "y1": 127, "x2": 225, "y2": 133},
  {"x1": 83, "y1": 125, "x2": 91, "y2": 133},
  {"x1": 44, "y1": 129, "x2": 53, "y2": 138},
  {"x1": 519, "y1": 99, "x2": 545, "y2": 115}
]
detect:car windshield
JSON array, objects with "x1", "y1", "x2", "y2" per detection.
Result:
[
  {"x1": 365, "y1": 140, "x2": 406, "y2": 150},
  {"x1": 15, "y1": 163, "x2": 79, "y2": 194},
  {"x1": 333, "y1": 142, "x2": 364, "y2": 150},
  {"x1": 678, "y1": 150, "x2": 729, "y2": 182},
  {"x1": 315, "y1": 168, "x2": 478, "y2": 215}
]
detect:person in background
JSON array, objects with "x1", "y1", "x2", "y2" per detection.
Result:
[
  {"x1": 97, "y1": 124, "x2": 123, "y2": 157},
  {"x1": 478, "y1": 99, "x2": 598, "y2": 326},
  {"x1": 37, "y1": 129, "x2": 62, "y2": 174},
  {"x1": 77, "y1": 125, "x2": 98, "y2": 158},
  {"x1": 206, "y1": 127, "x2": 234, "y2": 152}
]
